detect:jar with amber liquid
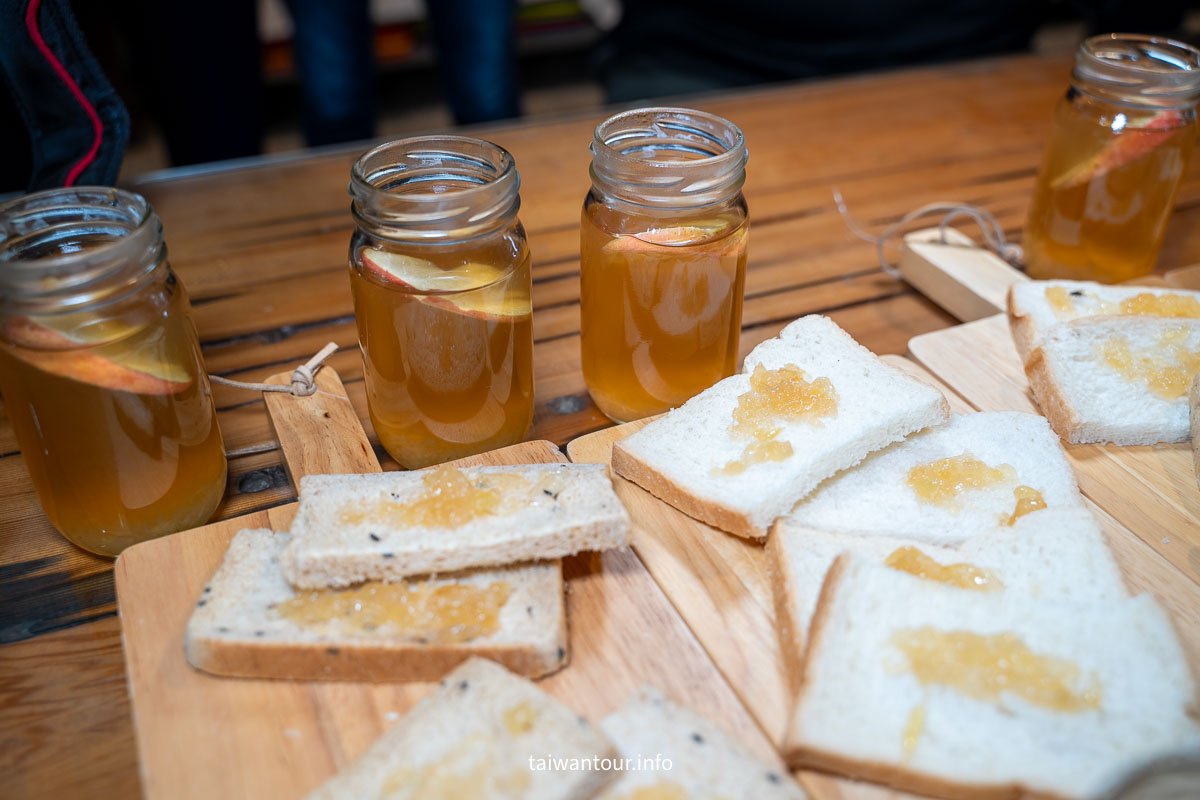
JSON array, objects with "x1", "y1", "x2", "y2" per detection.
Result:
[
  {"x1": 348, "y1": 137, "x2": 533, "y2": 469},
  {"x1": 581, "y1": 107, "x2": 749, "y2": 422},
  {"x1": 0, "y1": 188, "x2": 227, "y2": 556},
  {"x1": 1024, "y1": 34, "x2": 1200, "y2": 283}
]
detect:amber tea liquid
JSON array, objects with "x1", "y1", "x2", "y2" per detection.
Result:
[
  {"x1": 350, "y1": 237, "x2": 534, "y2": 469},
  {"x1": 1024, "y1": 99, "x2": 1197, "y2": 283},
  {"x1": 0, "y1": 282, "x2": 226, "y2": 556},
  {"x1": 580, "y1": 201, "x2": 747, "y2": 422}
]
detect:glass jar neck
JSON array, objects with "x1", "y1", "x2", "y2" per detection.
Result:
[
  {"x1": 0, "y1": 187, "x2": 166, "y2": 316},
  {"x1": 1071, "y1": 33, "x2": 1200, "y2": 110},
  {"x1": 350, "y1": 136, "x2": 521, "y2": 244},
  {"x1": 589, "y1": 107, "x2": 748, "y2": 211}
]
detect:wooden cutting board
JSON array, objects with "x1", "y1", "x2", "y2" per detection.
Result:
[
  {"x1": 567, "y1": 354, "x2": 1200, "y2": 800},
  {"x1": 114, "y1": 367, "x2": 786, "y2": 799}
]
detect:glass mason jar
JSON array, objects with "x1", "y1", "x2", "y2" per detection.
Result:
[
  {"x1": 581, "y1": 107, "x2": 750, "y2": 423},
  {"x1": 0, "y1": 188, "x2": 227, "y2": 556},
  {"x1": 348, "y1": 137, "x2": 534, "y2": 469},
  {"x1": 1024, "y1": 34, "x2": 1200, "y2": 283}
]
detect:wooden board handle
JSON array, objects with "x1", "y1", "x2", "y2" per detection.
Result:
[
  {"x1": 898, "y1": 227, "x2": 1028, "y2": 322},
  {"x1": 263, "y1": 366, "x2": 381, "y2": 481}
]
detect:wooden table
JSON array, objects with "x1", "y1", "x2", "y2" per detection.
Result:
[{"x1": 5, "y1": 52, "x2": 1200, "y2": 799}]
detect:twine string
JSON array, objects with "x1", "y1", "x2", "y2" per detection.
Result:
[
  {"x1": 209, "y1": 341, "x2": 340, "y2": 397},
  {"x1": 832, "y1": 187, "x2": 1023, "y2": 279}
]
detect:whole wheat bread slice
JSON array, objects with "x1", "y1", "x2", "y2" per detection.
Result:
[
  {"x1": 596, "y1": 685, "x2": 807, "y2": 799},
  {"x1": 785, "y1": 556, "x2": 1200, "y2": 800},
  {"x1": 304, "y1": 657, "x2": 617, "y2": 799},
  {"x1": 611, "y1": 315, "x2": 949, "y2": 539},
  {"x1": 186, "y1": 528, "x2": 568, "y2": 681},
  {"x1": 784, "y1": 411, "x2": 1085, "y2": 544},
  {"x1": 281, "y1": 463, "x2": 630, "y2": 589},
  {"x1": 1024, "y1": 316, "x2": 1200, "y2": 445},
  {"x1": 768, "y1": 507, "x2": 1127, "y2": 690}
]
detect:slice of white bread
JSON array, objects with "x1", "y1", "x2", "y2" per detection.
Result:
[
  {"x1": 595, "y1": 686, "x2": 807, "y2": 799},
  {"x1": 185, "y1": 529, "x2": 568, "y2": 681},
  {"x1": 768, "y1": 508, "x2": 1127, "y2": 688},
  {"x1": 1024, "y1": 316, "x2": 1200, "y2": 445},
  {"x1": 784, "y1": 411, "x2": 1085, "y2": 544},
  {"x1": 785, "y1": 556, "x2": 1200, "y2": 800},
  {"x1": 611, "y1": 315, "x2": 949, "y2": 539},
  {"x1": 281, "y1": 463, "x2": 630, "y2": 588},
  {"x1": 1008, "y1": 279, "x2": 1200, "y2": 363},
  {"x1": 304, "y1": 657, "x2": 617, "y2": 800}
]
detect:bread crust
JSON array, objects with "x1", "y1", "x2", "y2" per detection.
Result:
[
  {"x1": 611, "y1": 440, "x2": 764, "y2": 539},
  {"x1": 1023, "y1": 345, "x2": 1082, "y2": 443},
  {"x1": 282, "y1": 516, "x2": 628, "y2": 589},
  {"x1": 786, "y1": 744, "x2": 1068, "y2": 800},
  {"x1": 184, "y1": 635, "x2": 568, "y2": 682},
  {"x1": 765, "y1": 527, "x2": 805, "y2": 695},
  {"x1": 1006, "y1": 286, "x2": 1038, "y2": 366}
]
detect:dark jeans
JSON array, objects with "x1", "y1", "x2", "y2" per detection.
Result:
[
  {"x1": 427, "y1": 0, "x2": 521, "y2": 125},
  {"x1": 284, "y1": 0, "x2": 377, "y2": 147}
]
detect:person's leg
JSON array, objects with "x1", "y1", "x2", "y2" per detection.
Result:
[
  {"x1": 283, "y1": 0, "x2": 376, "y2": 147},
  {"x1": 426, "y1": 0, "x2": 521, "y2": 125}
]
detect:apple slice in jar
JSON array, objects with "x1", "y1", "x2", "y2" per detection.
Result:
[
  {"x1": 1052, "y1": 110, "x2": 1190, "y2": 189},
  {"x1": 361, "y1": 251, "x2": 531, "y2": 321},
  {"x1": 0, "y1": 316, "x2": 191, "y2": 395},
  {"x1": 603, "y1": 219, "x2": 747, "y2": 256}
]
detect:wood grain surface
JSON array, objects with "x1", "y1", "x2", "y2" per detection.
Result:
[
  {"x1": 6, "y1": 52, "x2": 1200, "y2": 798},
  {"x1": 117, "y1": 378, "x2": 784, "y2": 798}
]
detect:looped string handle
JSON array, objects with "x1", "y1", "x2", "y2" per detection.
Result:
[
  {"x1": 832, "y1": 187, "x2": 1023, "y2": 279},
  {"x1": 208, "y1": 341, "x2": 340, "y2": 397}
]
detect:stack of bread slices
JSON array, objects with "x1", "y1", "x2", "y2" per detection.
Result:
[
  {"x1": 609, "y1": 314, "x2": 1200, "y2": 799},
  {"x1": 186, "y1": 456, "x2": 631, "y2": 681},
  {"x1": 1008, "y1": 278, "x2": 1200, "y2": 444}
]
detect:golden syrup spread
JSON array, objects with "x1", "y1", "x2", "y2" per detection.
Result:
[
  {"x1": 906, "y1": 454, "x2": 1016, "y2": 507},
  {"x1": 1044, "y1": 287, "x2": 1200, "y2": 321},
  {"x1": 884, "y1": 546, "x2": 1003, "y2": 591},
  {"x1": 276, "y1": 580, "x2": 510, "y2": 642},
  {"x1": 608, "y1": 782, "x2": 689, "y2": 800},
  {"x1": 890, "y1": 628, "x2": 1102, "y2": 712},
  {"x1": 717, "y1": 439, "x2": 793, "y2": 476},
  {"x1": 1118, "y1": 292, "x2": 1200, "y2": 318},
  {"x1": 1099, "y1": 328, "x2": 1200, "y2": 400},
  {"x1": 902, "y1": 705, "x2": 925, "y2": 759},
  {"x1": 338, "y1": 466, "x2": 568, "y2": 528},
  {"x1": 1045, "y1": 286, "x2": 1076, "y2": 317},
  {"x1": 716, "y1": 363, "x2": 838, "y2": 475},
  {"x1": 502, "y1": 702, "x2": 538, "y2": 736},
  {"x1": 1006, "y1": 485, "x2": 1046, "y2": 526},
  {"x1": 378, "y1": 735, "x2": 497, "y2": 799}
]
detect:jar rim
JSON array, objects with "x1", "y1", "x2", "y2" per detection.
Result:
[
  {"x1": 0, "y1": 187, "x2": 163, "y2": 311},
  {"x1": 0, "y1": 186, "x2": 153, "y2": 269},
  {"x1": 349, "y1": 135, "x2": 522, "y2": 241},
  {"x1": 350, "y1": 135, "x2": 518, "y2": 200},
  {"x1": 591, "y1": 106, "x2": 747, "y2": 170},
  {"x1": 1073, "y1": 33, "x2": 1200, "y2": 106},
  {"x1": 589, "y1": 107, "x2": 748, "y2": 209}
]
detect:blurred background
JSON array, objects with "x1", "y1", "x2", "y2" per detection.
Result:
[{"x1": 4, "y1": 0, "x2": 1200, "y2": 188}]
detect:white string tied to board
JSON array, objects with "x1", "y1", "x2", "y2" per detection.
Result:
[
  {"x1": 832, "y1": 187, "x2": 1024, "y2": 279},
  {"x1": 208, "y1": 341, "x2": 340, "y2": 397}
]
